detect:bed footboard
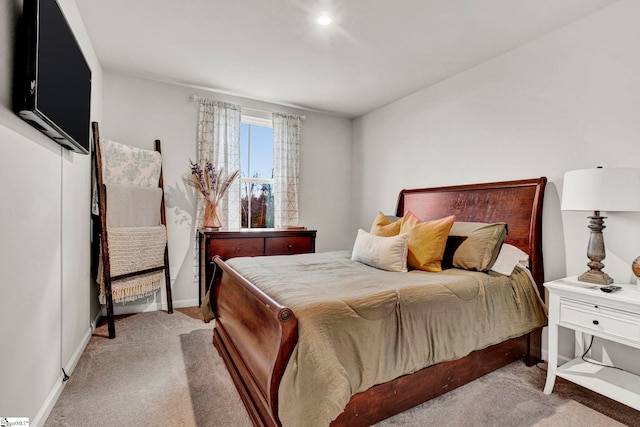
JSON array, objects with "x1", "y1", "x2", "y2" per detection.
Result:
[
  {"x1": 331, "y1": 328, "x2": 542, "y2": 427},
  {"x1": 211, "y1": 256, "x2": 297, "y2": 427}
]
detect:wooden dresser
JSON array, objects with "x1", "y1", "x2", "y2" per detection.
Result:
[{"x1": 198, "y1": 228, "x2": 317, "y2": 303}]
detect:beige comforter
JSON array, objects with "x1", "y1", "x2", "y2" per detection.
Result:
[{"x1": 225, "y1": 251, "x2": 546, "y2": 427}]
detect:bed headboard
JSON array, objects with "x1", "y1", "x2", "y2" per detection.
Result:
[{"x1": 395, "y1": 177, "x2": 547, "y2": 294}]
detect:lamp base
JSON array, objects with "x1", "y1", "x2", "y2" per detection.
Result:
[
  {"x1": 578, "y1": 270, "x2": 613, "y2": 285},
  {"x1": 577, "y1": 211, "x2": 613, "y2": 286}
]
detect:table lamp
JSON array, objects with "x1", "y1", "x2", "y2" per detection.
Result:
[{"x1": 561, "y1": 167, "x2": 640, "y2": 285}]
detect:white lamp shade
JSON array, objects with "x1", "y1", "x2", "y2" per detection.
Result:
[{"x1": 561, "y1": 168, "x2": 640, "y2": 212}]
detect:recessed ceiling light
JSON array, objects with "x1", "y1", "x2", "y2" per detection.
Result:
[{"x1": 317, "y1": 13, "x2": 332, "y2": 26}]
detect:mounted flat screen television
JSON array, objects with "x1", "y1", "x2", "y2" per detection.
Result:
[{"x1": 14, "y1": 0, "x2": 92, "y2": 154}]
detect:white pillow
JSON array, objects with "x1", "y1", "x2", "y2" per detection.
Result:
[
  {"x1": 491, "y1": 244, "x2": 529, "y2": 276},
  {"x1": 351, "y1": 229, "x2": 409, "y2": 272}
]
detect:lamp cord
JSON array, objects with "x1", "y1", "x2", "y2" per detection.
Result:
[
  {"x1": 580, "y1": 336, "x2": 626, "y2": 372},
  {"x1": 535, "y1": 336, "x2": 628, "y2": 374}
]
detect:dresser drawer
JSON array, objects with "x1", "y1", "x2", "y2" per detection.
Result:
[
  {"x1": 560, "y1": 299, "x2": 640, "y2": 344},
  {"x1": 209, "y1": 238, "x2": 264, "y2": 260},
  {"x1": 265, "y1": 236, "x2": 314, "y2": 256},
  {"x1": 199, "y1": 229, "x2": 316, "y2": 305}
]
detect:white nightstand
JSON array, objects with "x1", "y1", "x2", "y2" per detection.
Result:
[{"x1": 543, "y1": 276, "x2": 640, "y2": 410}]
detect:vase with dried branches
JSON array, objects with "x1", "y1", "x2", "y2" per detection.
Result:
[{"x1": 187, "y1": 160, "x2": 240, "y2": 230}]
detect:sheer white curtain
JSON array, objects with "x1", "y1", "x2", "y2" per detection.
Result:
[
  {"x1": 193, "y1": 100, "x2": 241, "y2": 287},
  {"x1": 273, "y1": 113, "x2": 301, "y2": 228},
  {"x1": 196, "y1": 99, "x2": 241, "y2": 229}
]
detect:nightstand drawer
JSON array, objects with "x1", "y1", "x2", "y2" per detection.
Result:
[
  {"x1": 265, "y1": 236, "x2": 314, "y2": 255},
  {"x1": 209, "y1": 238, "x2": 264, "y2": 260},
  {"x1": 560, "y1": 300, "x2": 640, "y2": 344}
]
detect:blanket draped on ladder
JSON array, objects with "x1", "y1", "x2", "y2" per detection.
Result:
[
  {"x1": 94, "y1": 137, "x2": 167, "y2": 305},
  {"x1": 97, "y1": 225, "x2": 167, "y2": 304}
]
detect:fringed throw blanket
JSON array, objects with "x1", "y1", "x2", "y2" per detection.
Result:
[{"x1": 98, "y1": 225, "x2": 167, "y2": 303}]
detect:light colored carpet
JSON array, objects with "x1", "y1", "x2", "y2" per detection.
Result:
[
  {"x1": 533, "y1": 401, "x2": 625, "y2": 427},
  {"x1": 45, "y1": 310, "x2": 639, "y2": 426},
  {"x1": 44, "y1": 309, "x2": 251, "y2": 427},
  {"x1": 375, "y1": 362, "x2": 630, "y2": 427}
]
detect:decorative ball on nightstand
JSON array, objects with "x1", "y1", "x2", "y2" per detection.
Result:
[{"x1": 633, "y1": 256, "x2": 640, "y2": 290}]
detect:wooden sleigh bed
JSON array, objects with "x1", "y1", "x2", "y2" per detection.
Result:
[{"x1": 208, "y1": 177, "x2": 547, "y2": 427}]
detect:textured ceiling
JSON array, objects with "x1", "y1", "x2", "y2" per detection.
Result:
[{"x1": 74, "y1": 0, "x2": 616, "y2": 117}]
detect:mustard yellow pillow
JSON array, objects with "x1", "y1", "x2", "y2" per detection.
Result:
[
  {"x1": 370, "y1": 211, "x2": 402, "y2": 237},
  {"x1": 400, "y1": 212, "x2": 455, "y2": 272}
]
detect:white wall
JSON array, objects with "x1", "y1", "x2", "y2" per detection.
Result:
[
  {"x1": 352, "y1": 0, "x2": 640, "y2": 371},
  {"x1": 0, "y1": 0, "x2": 102, "y2": 425},
  {"x1": 100, "y1": 72, "x2": 353, "y2": 309},
  {"x1": 4, "y1": 0, "x2": 639, "y2": 420}
]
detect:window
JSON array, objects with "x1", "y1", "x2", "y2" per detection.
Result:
[{"x1": 240, "y1": 117, "x2": 274, "y2": 228}]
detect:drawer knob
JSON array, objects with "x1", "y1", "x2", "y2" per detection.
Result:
[{"x1": 593, "y1": 320, "x2": 599, "y2": 325}]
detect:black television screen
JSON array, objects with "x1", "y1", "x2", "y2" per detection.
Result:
[{"x1": 15, "y1": 0, "x2": 92, "y2": 154}]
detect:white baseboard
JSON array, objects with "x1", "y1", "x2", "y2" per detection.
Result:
[
  {"x1": 100, "y1": 298, "x2": 200, "y2": 316},
  {"x1": 90, "y1": 310, "x2": 101, "y2": 332},
  {"x1": 172, "y1": 298, "x2": 200, "y2": 309},
  {"x1": 31, "y1": 325, "x2": 92, "y2": 427},
  {"x1": 31, "y1": 372, "x2": 65, "y2": 427}
]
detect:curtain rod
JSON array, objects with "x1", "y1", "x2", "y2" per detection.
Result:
[{"x1": 189, "y1": 94, "x2": 306, "y2": 120}]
